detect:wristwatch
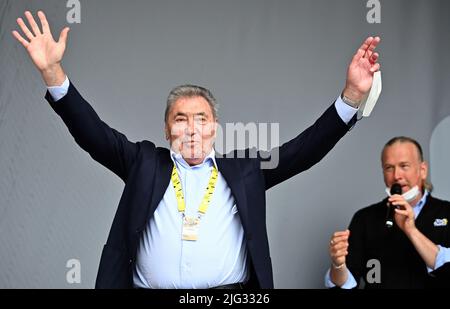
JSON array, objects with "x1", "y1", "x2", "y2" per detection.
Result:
[
  {"x1": 341, "y1": 93, "x2": 360, "y2": 108},
  {"x1": 332, "y1": 262, "x2": 346, "y2": 269}
]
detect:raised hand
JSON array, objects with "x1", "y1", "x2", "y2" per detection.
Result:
[
  {"x1": 12, "y1": 11, "x2": 69, "y2": 86},
  {"x1": 343, "y1": 36, "x2": 381, "y2": 105}
]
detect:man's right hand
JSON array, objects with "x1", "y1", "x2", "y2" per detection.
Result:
[
  {"x1": 329, "y1": 229, "x2": 350, "y2": 268},
  {"x1": 328, "y1": 229, "x2": 351, "y2": 287},
  {"x1": 12, "y1": 11, "x2": 69, "y2": 86}
]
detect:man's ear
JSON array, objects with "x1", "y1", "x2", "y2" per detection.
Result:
[{"x1": 420, "y1": 161, "x2": 428, "y2": 182}]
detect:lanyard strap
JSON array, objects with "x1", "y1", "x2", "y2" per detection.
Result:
[{"x1": 171, "y1": 164, "x2": 219, "y2": 215}]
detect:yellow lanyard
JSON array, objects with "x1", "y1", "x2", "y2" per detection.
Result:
[{"x1": 171, "y1": 164, "x2": 219, "y2": 215}]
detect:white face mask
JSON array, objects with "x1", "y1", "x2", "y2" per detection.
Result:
[{"x1": 385, "y1": 185, "x2": 420, "y2": 203}]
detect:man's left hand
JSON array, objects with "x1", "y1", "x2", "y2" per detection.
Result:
[
  {"x1": 343, "y1": 36, "x2": 381, "y2": 105},
  {"x1": 389, "y1": 194, "x2": 416, "y2": 235}
]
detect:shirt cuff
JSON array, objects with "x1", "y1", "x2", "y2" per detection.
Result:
[
  {"x1": 324, "y1": 268, "x2": 358, "y2": 289},
  {"x1": 334, "y1": 96, "x2": 358, "y2": 124},
  {"x1": 47, "y1": 76, "x2": 70, "y2": 102},
  {"x1": 427, "y1": 245, "x2": 450, "y2": 273}
]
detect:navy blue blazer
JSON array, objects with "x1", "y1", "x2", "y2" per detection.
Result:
[{"x1": 46, "y1": 82, "x2": 355, "y2": 288}]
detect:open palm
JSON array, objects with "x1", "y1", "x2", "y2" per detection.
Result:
[
  {"x1": 12, "y1": 11, "x2": 69, "y2": 72},
  {"x1": 345, "y1": 36, "x2": 381, "y2": 101}
]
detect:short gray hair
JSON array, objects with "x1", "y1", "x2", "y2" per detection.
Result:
[{"x1": 165, "y1": 84, "x2": 218, "y2": 123}]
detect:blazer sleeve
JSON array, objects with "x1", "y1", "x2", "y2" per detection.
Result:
[
  {"x1": 45, "y1": 81, "x2": 139, "y2": 182},
  {"x1": 262, "y1": 102, "x2": 355, "y2": 190}
]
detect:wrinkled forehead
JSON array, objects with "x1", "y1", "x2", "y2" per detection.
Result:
[{"x1": 170, "y1": 96, "x2": 214, "y2": 117}]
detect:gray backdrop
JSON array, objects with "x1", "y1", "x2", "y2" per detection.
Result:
[{"x1": 1, "y1": 0, "x2": 449, "y2": 288}]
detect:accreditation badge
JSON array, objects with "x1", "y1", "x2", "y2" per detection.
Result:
[{"x1": 182, "y1": 216, "x2": 200, "y2": 241}]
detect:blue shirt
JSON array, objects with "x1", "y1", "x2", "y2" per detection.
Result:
[{"x1": 132, "y1": 149, "x2": 250, "y2": 288}]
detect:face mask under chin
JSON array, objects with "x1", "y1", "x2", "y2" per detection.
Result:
[{"x1": 385, "y1": 185, "x2": 420, "y2": 204}]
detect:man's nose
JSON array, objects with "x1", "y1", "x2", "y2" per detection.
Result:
[
  {"x1": 186, "y1": 118, "x2": 196, "y2": 135},
  {"x1": 393, "y1": 167, "x2": 402, "y2": 181}
]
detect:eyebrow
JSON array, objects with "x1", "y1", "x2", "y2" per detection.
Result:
[
  {"x1": 173, "y1": 112, "x2": 208, "y2": 118},
  {"x1": 383, "y1": 161, "x2": 411, "y2": 167}
]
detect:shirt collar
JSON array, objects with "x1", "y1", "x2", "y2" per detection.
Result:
[
  {"x1": 170, "y1": 148, "x2": 218, "y2": 170},
  {"x1": 413, "y1": 190, "x2": 429, "y2": 219}
]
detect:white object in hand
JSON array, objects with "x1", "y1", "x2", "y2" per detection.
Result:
[{"x1": 358, "y1": 71, "x2": 382, "y2": 118}]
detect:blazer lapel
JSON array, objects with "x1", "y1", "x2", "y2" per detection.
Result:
[
  {"x1": 137, "y1": 150, "x2": 173, "y2": 232},
  {"x1": 216, "y1": 157, "x2": 250, "y2": 230}
]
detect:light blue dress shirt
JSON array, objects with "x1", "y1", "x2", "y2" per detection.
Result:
[
  {"x1": 325, "y1": 191, "x2": 450, "y2": 288},
  {"x1": 133, "y1": 149, "x2": 250, "y2": 288}
]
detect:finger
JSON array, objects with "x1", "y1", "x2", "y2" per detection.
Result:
[
  {"x1": 360, "y1": 45, "x2": 378, "y2": 62},
  {"x1": 25, "y1": 11, "x2": 42, "y2": 36},
  {"x1": 364, "y1": 36, "x2": 381, "y2": 59},
  {"x1": 388, "y1": 195, "x2": 405, "y2": 203},
  {"x1": 389, "y1": 197, "x2": 407, "y2": 206},
  {"x1": 332, "y1": 250, "x2": 347, "y2": 259},
  {"x1": 390, "y1": 203, "x2": 405, "y2": 210},
  {"x1": 370, "y1": 62, "x2": 380, "y2": 73},
  {"x1": 332, "y1": 243, "x2": 349, "y2": 251},
  {"x1": 37, "y1": 11, "x2": 51, "y2": 35},
  {"x1": 333, "y1": 230, "x2": 350, "y2": 237},
  {"x1": 331, "y1": 251, "x2": 347, "y2": 260},
  {"x1": 396, "y1": 202, "x2": 412, "y2": 212},
  {"x1": 17, "y1": 17, "x2": 34, "y2": 40},
  {"x1": 335, "y1": 249, "x2": 349, "y2": 257},
  {"x1": 370, "y1": 52, "x2": 379, "y2": 64},
  {"x1": 12, "y1": 30, "x2": 30, "y2": 48},
  {"x1": 354, "y1": 37, "x2": 374, "y2": 61},
  {"x1": 390, "y1": 197, "x2": 406, "y2": 205},
  {"x1": 332, "y1": 235, "x2": 349, "y2": 244},
  {"x1": 359, "y1": 36, "x2": 374, "y2": 54},
  {"x1": 333, "y1": 240, "x2": 349, "y2": 247},
  {"x1": 331, "y1": 245, "x2": 349, "y2": 256},
  {"x1": 395, "y1": 209, "x2": 409, "y2": 217},
  {"x1": 58, "y1": 27, "x2": 70, "y2": 44},
  {"x1": 390, "y1": 193, "x2": 404, "y2": 198}
]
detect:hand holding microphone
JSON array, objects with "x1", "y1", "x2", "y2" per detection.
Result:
[{"x1": 385, "y1": 183, "x2": 402, "y2": 228}]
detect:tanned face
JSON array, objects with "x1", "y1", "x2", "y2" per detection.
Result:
[
  {"x1": 165, "y1": 96, "x2": 217, "y2": 166},
  {"x1": 382, "y1": 141, "x2": 428, "y2": 205}
]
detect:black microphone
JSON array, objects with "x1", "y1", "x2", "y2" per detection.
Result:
[{"x1": 385, "y1": 183, "x2": 402, "y2": 228}]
